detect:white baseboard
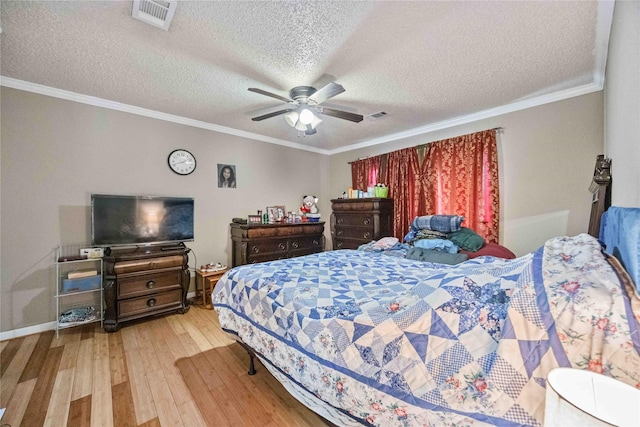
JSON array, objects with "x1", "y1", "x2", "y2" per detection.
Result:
[
  {"x1": 0, "y1": 291, "x2": 199, "y2": 341},
  {"x1": 0, "y1": 321, "x2": 57, "y2": 341}
]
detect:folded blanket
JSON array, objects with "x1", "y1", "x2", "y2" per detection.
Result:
[
  {"x1": 414, "y1": 238, "x2": 459, "y2": 253},
  {"x1": 448, "y1": 227, "x2": 485, "y2": 251},
  {"x1": 406, "y1": 247, "x2": 468, "y2": 265},
  {"x1": 404, "y1": 215, "x2": 465, "y2": 243}
]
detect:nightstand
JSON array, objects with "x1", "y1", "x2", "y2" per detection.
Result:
[{"x1": 195, "y1": 268, "x2": 228, "y2": 309}]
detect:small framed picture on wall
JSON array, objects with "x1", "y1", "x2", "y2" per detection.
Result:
[{"x1": 218, "y1": 164, "x2": 237, "y2": 188}]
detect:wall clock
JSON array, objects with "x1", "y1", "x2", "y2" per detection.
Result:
[{"x1": 168, "y1": 149, "x2": 196, "y2": 175}]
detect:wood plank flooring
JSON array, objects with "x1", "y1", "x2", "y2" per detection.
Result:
[{"x1": 0, "y1": 305, "x2": 332, "y2": 427}]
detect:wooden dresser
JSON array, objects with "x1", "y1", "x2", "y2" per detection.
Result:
[
  {"x1": 330, "y1": 198, "x2": 394, "y2": 249},
  {"x1": 102, "y1": 245, "x2": 190, "y2": 332},
  {"x1": 230, "y1": 222, "x2": 325, "y2": 267}
]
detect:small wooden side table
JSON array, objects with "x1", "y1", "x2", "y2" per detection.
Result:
[{"x1": 195, "y1": 268, "x2": 229, "y2": 309}]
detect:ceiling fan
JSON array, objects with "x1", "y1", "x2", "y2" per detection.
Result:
[{"x1": 248, "y1": 82, "x2": 363, "y2": 135}]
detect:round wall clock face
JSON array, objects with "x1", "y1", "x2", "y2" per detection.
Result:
[{"x1": 168, "y1": 149, "x2": 196, "y2": 175}]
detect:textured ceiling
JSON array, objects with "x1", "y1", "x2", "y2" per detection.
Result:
[{"x1": 0, "y1": 1, "x2": 612, "y2": 154}]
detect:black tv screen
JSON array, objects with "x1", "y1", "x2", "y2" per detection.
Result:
[{"x1": 91, "y1": 194, "x2": 194, "y2": 247}]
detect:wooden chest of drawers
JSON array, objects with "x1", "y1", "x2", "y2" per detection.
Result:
[
  {"x1": 230, "y1": 222, "x2": 325, "y2": 266},
  {"x1": 103, "y1": 246, "x2": 190, "y2": 332},
  {"x1": 330, "y1": 198, "x2": 394, "y2": 250}
]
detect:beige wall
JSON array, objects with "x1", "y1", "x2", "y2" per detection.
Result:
[
  {"x1": 605, "y1": 0, "x2": 640, "y2": 206},
  {"x1": 0, "y1": 87, "x2": 325, "y2": 333},
  {"x1": 328, "y1": 92, "x2": 605, "y2": 257}
]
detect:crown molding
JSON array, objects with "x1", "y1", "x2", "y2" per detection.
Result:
[
  {"x1": 327, "y1": 82, "x2": 604, "y2": 155},
  {"x1": 1, "y1": 76, "x2": 605, "y2": 157},
  {"x1": 593, "y1": 0, "x2": 615, "y2": 87},
  {"x1": 0, "y1": 77, "x2": 329, "y2": 154}
]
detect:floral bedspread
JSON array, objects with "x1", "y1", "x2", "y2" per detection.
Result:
[{"x1": 213, "y1": 234, "x2": 640, "y2": 426}]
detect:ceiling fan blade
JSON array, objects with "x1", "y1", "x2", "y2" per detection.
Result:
[
  {"x1": 251, "y1": 108, "x2": 296, "y2": 121},
  {"x1": 308, "y1": 82, "x2": 345, "y2": 105},
  {"x1": 317, "y1": 107, "x2": 363, "y2": 123},
  {"x1": 248, "y1": 88, "x2": 292, "y2": 103}
]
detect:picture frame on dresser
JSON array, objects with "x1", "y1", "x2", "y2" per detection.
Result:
[{"x1": 267, "y1": 205, "x2": 286, "y2": 222}]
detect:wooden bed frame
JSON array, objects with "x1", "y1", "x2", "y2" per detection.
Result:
[{"x1": 588, "y1": 155, "x2": 612, "y2": 237}]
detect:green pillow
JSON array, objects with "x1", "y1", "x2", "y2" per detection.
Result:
[{"x1": 448, "y1": 227, "x2": 485, "y2": 252}]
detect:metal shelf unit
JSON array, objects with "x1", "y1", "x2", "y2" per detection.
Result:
[{"x1": 55, "y1": 244, "x2": 104, "y2": 336}]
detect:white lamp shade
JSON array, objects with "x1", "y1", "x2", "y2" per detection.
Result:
[
  {"x1": 545, "y1": 368, "x2": 640, "y2": 426},
  {"x1": 294, "y1": 120, "x2": 308, "y2": 131},
  {"x1": 309, "y1": 115, "x2": 323, "y2": 129},
  {"x1": 284, "y1": 111, "x2": 299, "y2": 127},
  {"x1": 299, "y1": 108, "x2": 314, "y2": 125}
]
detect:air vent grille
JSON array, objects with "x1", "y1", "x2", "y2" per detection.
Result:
[
  {"x1": 132, "y1": 0, "x2": 177, "y2": 31},
  {"x1": 366, "y1": 111, "x2": 388, "y2": 120}
]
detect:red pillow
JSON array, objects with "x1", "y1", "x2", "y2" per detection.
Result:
[{"x1": 460, "y1": 242, "x2": 516, "y2": 259}]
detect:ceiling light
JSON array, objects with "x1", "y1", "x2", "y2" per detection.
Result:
[
  {"x1": 284, "y1": 111, "x2": 299, "y2": 127},
  {"x1": 299, "y1": 109, "x2": 314, "y2": 125},
  {"x1": 284, "y1": 108, "x2": 321, "y2": 135},
  {"x1": 309, "y1": 115, "x2": 323, "y2": 130},
  {"x1": 294, "y1": 120, "x2": 308, "y2": 131}
]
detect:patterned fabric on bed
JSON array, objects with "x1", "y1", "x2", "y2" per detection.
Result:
[{"x1": 214, "y1": 234, "x2": 640, "y2": 427}]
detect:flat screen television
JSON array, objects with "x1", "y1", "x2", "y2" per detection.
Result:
[{"x1": 91, "y1": 194, "x2": 194, "y2": 247}]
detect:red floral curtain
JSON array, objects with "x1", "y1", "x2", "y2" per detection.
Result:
[
  {"x1": 350, "y1": 129, "x2": 500, "y2": 243},
  {"x1": 384, "y1": 148, "x2": 417, "y2": 239},
  {"x1": 351, "y1": 156, "x2": 381, "y2": 191},
  {"x1": 422, "y1": 130, "x2": 499, "y2": 242}
]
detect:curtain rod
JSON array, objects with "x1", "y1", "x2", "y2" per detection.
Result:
[{"x1": 348, "y1": 127, "x2": 504, "y2": 164}]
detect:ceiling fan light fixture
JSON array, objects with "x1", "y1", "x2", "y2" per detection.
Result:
[
  {"x1": 309, "y1": 115, "x2": 323, "y2": 130},
  {"x1": 284, "y1": 111, "x2": 299, "y2": 127},
  {"x1": 299, "y1": 108, "x2": 315, "y2": 125},
  {"x1": 294, "y1": 120, "x2": 308, "y2": 131}
]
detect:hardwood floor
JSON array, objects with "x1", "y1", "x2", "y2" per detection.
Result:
[{"x1": 0, "y1": 304, "x2": 331, "y2": 426}]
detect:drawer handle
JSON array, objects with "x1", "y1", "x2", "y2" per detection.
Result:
[
  {"x1": 147, "y1": 298, "x2": 157, "y2": 307},
  {"x1": 251, "y1": 246, "x2": 260, "y2": 253},
  {"x1": 363, "y1": 232, "x2": 371, "y2": 239},
  {"x1": 337, "y1": 242, "x2": 343, "y2": 249},
  {"x1": 278, "y1": 243, "x2": 286, "y2": 250},
  {"x1": 363, "y1": 218, "x2": 371, "y2": 225},
  {"x1": 337, "y1": 230, "x2": 343, "y2": 236},
  {"x1": 146, "y1": 280, "x2": 155, "y2": 289},
  {"x1": 337, "y1": 218, "x2": 344, "y2": 224},
  {"x1": 312, "y1": 239, "x2": 319, "y2": 246},
  {"x1": 292, "y1": 242, "x2": 299, "y2": 249}
]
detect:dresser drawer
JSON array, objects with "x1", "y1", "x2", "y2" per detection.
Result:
[
  {"x1": 118, "y1": 289, "x2": 182, "y2": 319},
  {"x1": 246, "y1": 252, "x2": 289, "y2": 264},
  {"x1": 334, "y1": 238, "x2": 366, "y2": 250},
  {"x1": 290, "y1": 235, "x2": 324, "y2": 256},
  {"x1": 114, "y1": 255, "x2": 184, "y2": 274},
  {"x1": 334, "y1": 226, "x2": 374, "y2": 241},
  {"x1": 332, "y1": 201, "x2": 378, "y2": 211},
  {"x1": 118, "y1": 270, "x2": 182, "y2": 299},
  {"x1": 247, "y1": 239, "x2": 289, "y2": 256},
  {"x1": 334, "y1": 214, "x2": 374, "y2": 227}
]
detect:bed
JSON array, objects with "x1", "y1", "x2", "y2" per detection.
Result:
[{"x1": 213, "y1": 157, "x2": 640, "y2": 426}]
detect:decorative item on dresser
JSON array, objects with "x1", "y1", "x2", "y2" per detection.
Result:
[
  {"x1": 102, "y1": 244, "x2": 190, "y2": 332},
  {"x1": 330, "y1": 197, "x2": 394, "y2": 249},
  {"x1": 230, "y1": 222, "x2": 325, "y2": 267}
]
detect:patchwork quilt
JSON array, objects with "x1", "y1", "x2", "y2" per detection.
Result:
[{"x1": 213, "y1": 234, "x2": 640, "y2": 426}]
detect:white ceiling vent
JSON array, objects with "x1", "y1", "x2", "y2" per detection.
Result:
[
  {"x1": 132, "y1": 0, "x2": 177, "y2": 31},
  {"x1": 366, "y1": 111, "x2": 388, "y2": 121}
]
